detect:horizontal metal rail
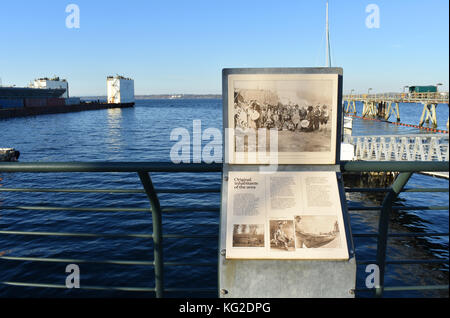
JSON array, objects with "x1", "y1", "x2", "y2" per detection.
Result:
[
  {"x1": 355, "y1": 285, "x2": 449, "y2": 294},
  {"x1": 345, "y1": 187, "x2": 448, "y2": 193},
  {"x1": 0, "y1": 256, "x2": 216, "y2": 267},
  {"x1": 2, "y1": 203, "x2": 445, "y2": 213},
  {"x1": 1, "y1": 281, "x2": 216, "y2": 294},
  {"x1": 0, "y1": 161, "x2": 448, "y2": 172},
  {"x1": 0, "y1": 162, "x2": 223, "y2": 173},
  {"x1": 0, "y1": 187, "x2": 221, "y2": 194},
  {"x1": 0, "y1": 230, "x2": 217, "y2": 240},
  {"x1": 357, "y1": 259, "x2": 449, "y2": 265},
  {"x1": 1, "y1": 186, "x2": 445, "y2": 194},
  {"x1": 2, "y1": 281, "x2": 157, "y2": 292},
  {"x1": 353, "y1": 232, "x2": 449, "y2": 237},
  {"x1": 0, "y1": 205, "x2": 221, "y2": 213},
  {"x1": 341, "y1": 161, "x2": 448, "y2": 172}
]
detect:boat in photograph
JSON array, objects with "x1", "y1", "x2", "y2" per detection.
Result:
[{"x1": 295, "y1": 230, "x2": 338, "y2": 248}]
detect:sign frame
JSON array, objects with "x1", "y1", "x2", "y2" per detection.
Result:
[{"x1": 222, "y1": 68, "x2": 343, "y2": 165}]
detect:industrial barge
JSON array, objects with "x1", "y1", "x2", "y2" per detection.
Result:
[{"x1": 0, "y1": 76, "x2": 135, "y2": 119}]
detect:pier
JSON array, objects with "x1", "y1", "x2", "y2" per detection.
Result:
[{"x1": 344, "y1": 92, "x2": 449, "y2": 129}]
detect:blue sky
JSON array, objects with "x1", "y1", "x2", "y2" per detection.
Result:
[{"x1": 0, "y1": 0, "x2": 448, "y2": 96}]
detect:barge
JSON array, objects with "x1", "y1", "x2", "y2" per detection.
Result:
[
  {"x1": 0, "y1": 75, "x2": 135, "y2": 119},
  {"x1": 0, "y1": 100, "x2": 134, "y2": 119}
]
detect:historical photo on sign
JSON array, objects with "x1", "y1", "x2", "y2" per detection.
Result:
[
  {"x1": 226, "y1": 73, "x2": 339, "y2": 164},
  {"x1": 269, "y1": 220, "x2": 295, "y2": 251},
  {"x1": 294, "y1": 215, "x2": 341, "y2": 249},
  {"x1": 232, "y1": 224, "x2": 265, "y2": 247},
  {"x1": 233, "y1": 80, "x2": 332, "y2": 152}
]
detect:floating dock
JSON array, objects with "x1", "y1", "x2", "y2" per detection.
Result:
[{"x1": 419, "y1": 171, "x2": 449, "y2": 179}]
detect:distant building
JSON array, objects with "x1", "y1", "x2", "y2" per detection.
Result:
[
  {"x1": 408, "y1": 86, "x2": 438, "y2": 93},
  {"x1": 29, "y1": 77, "x2": 69, "y2": 98},
  {"x1": 107, "y1": 76, "x2": 135, "y2": 104}
]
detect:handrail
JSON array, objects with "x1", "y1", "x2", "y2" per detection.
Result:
[
  {"x1": 0, "y1": 162, "x2": 223, "y2": 173},
  {"x1": 343, "y1": 92, "x2": 449, "y2": 103},
  {"x1": 0, "y1": 161, "x2": 448, "y2": 297},
  {"x1": 0, "y1": 161, "x2": 448, "y2": 173}
]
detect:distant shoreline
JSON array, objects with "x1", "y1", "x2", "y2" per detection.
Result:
[
  {"x1": 79, "y1": 94, "x2": 222, "y2": 100},
  {"x1": 136, "y1": 94, "x2": 221, "y2": 100}
]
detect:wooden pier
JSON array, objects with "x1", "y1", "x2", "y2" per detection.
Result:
[{"x1": 344, "y1": 92, "x2": 449, "y2": 129}]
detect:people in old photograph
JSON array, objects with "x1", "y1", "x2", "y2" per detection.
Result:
[
  {"x1": 232, "y1": 224, "x2": 265, "y2": 247},
  {"x1": 269, "y1": 220, "x2": 295, "y2": 251},
  {"x1": 233, "y1": 79, "x2": 334, "y2": 153},
  {"x1": 294, "y1": 216, "x2": 341, "y2": 249}
]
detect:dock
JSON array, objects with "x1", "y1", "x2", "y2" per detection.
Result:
[
  {"x1": 344, "y1": 92, "x2": 449, "y2": 129},
  {"x1": 0, "y1": 102, "x2": 134, "y2": 119},
  {"x1": 419, "y1": 171, "x2": 449, "y2": 179}
]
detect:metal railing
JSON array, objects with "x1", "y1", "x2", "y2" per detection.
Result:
[
  {"x1": 349, "y1": 134, "x2": 449, "y2": 162},
  {"x1": 344, "y1": 92, "x2": 449, "y2": 104},
  {"x1": 0, "y1": 161, "x2": 448, "y2": 298}
]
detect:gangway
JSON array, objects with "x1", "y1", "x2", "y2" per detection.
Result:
[{"x1": 345, "y1": 134, "x2": 449, "y2": 178}]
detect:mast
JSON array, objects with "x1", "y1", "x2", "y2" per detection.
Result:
[{"x1": 326, "y1": 1, "x2": 332, "y2": 67}]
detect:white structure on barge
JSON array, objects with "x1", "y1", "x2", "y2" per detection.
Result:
[
  {"x1": 107, "y1": 75, "x2": 135, "y2": 104},
  {"x1": 29, "y1": 77, "x2": 69, "y2": 98}
]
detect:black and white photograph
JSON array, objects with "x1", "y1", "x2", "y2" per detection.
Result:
[
  {"x1": 294, "y1": 215, "x2": 341, "y2": 249},
  {"x1": 227, "y1": 73, "x2": 339, "y2": 164},
  {"x1": 269, "y1": 220, "x2": 295, "y2": 251},
  {"x1": 232, "y1": 224, "x2": 265, "y2": 247},
  {"x1": 233, "y1": 81, "x2": 332, "y2": 152}
]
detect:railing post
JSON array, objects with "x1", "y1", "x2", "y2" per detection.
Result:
[
  {"x1": 375, "y1": 172, "x2": 412, "y2": 297},
  {"x1": 138, "y1": 172, "x2": 164, "y2": 298}
]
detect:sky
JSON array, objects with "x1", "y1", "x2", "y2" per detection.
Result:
[{"x1": 0, "y1": 0, "x2": 448, "y2": 96}]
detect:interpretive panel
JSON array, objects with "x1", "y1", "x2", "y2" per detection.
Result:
[{"x1": 225, "y1": 171, "x2": 349, "y2": 260}]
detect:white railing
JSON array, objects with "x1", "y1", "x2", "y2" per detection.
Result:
[
  {"x1": 350, "y1": 134, "x2": 449, "y2": 161},
  {"x1": 344, "y1": 92, "x2": 449, "y2": 104}
]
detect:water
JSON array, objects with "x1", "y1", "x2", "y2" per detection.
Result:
[{"x1": 0, "y1": 99, "x2": 448, "y2": 297}]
